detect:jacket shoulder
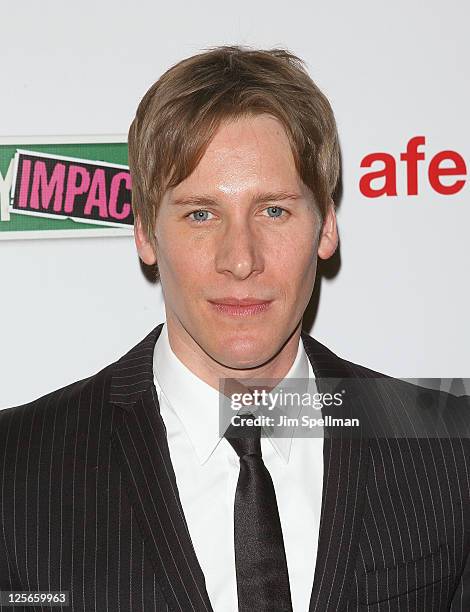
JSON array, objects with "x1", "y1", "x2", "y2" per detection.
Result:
[
  {"x1": 0, "y1": 363, "x2": 115, "y2": 451},
  {"x1": 338, "y1": 353, "x2": 468, "y2": 423},
  {"x1": 0, "y1": 323, "x2": 163, "y2": 438},
  {"x1": 302, "y1": 332, "x2": 469, "y2": 439}
]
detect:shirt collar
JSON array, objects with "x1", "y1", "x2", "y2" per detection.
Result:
[{"x1": 153, "y1": 322, "x2": 315, "y2": 465}]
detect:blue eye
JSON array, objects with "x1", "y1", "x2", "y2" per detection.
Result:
[
  {"x1": 265, "y1": 206, "x2": 284, "y2": 218},
  {"x1": 189, "y1": 210, "x2": 212, "y2": 222}
]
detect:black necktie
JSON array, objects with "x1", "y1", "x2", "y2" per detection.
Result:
[{"x1": 224, "y1": 413, "x2": 293, "y2": 612}]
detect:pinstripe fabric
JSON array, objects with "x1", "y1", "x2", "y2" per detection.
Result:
[
  {"x1": 300, "y1": 331, "x2": 470, "y2": 611},
  {"x1": 0, "y1": 322, "x2": 469, "y2": 611}
]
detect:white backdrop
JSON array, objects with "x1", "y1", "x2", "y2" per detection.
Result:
[{"x1": 1, "y1": 0, "x2": 469, "y2": 409}]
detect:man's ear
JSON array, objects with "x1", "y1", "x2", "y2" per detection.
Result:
[
  {"x1": 134, "y1": 215, "x2": 157, "y2": 265},
  {"x1": 317, "y1": 201, "x2": 338, "y2": 260}
]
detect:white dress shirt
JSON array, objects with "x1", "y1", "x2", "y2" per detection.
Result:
[{"x1": 153, "y1": 322, "x2": 323, "y2": 611}]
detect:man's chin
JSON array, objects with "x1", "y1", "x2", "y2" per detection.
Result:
[{"x1": 206, "y1": 334, "x2": 280, "y2": 371}]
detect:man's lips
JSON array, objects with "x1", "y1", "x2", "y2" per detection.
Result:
[
  {"x1": 208, "y1": 297, "x2": 273, "y2": 316},
  {"x1": 209, "y1": 297, "x2": 272, "y2": 305}
]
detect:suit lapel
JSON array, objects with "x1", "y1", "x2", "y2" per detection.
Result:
[
  {"x1": 301, "y1": 331, "x2": 371, "y2": 611},
  {"x1": 109, "y1": 324, "x2": 213, "y2": 612}
]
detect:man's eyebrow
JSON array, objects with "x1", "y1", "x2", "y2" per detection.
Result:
[{"x1": 170, "y1": 191, "x2": 303, "y2": 207}]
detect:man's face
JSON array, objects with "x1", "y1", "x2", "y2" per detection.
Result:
[{"x1": 136, "y1": 113, "x2": 337, "y2": 370}]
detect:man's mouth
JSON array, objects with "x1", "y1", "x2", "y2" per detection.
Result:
[{"x1": 207, "y1": 297, "x2": 273, "y2": 316}]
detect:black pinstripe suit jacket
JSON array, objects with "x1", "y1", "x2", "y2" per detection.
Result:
[{"x1": 1, "y1": 322, "x2": 469, "y2": 611}]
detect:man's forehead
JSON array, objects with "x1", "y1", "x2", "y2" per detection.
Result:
[{"x1": 159, "y1": 115, "x2": 309, "y2": 207}]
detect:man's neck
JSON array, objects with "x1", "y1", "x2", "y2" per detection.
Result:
[{"x1": 164, "y1": 318, "x2": 302, "y2": 394}]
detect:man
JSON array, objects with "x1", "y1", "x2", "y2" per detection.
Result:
[{"x1": 0, "y1": 46, "x2": 469, "y2": 612}]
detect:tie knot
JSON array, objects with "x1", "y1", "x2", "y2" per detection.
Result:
[{"x1": 224, "y1": 412, "x2": 262, "y2": 459}]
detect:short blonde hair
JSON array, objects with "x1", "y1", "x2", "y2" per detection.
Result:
[{"x1": 128, "y1": 45, "x2": 340, "y2": 251}]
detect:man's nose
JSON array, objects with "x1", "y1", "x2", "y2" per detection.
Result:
[{"x1": 214, "y1": 219, "x2": 264, "y2": 280}]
